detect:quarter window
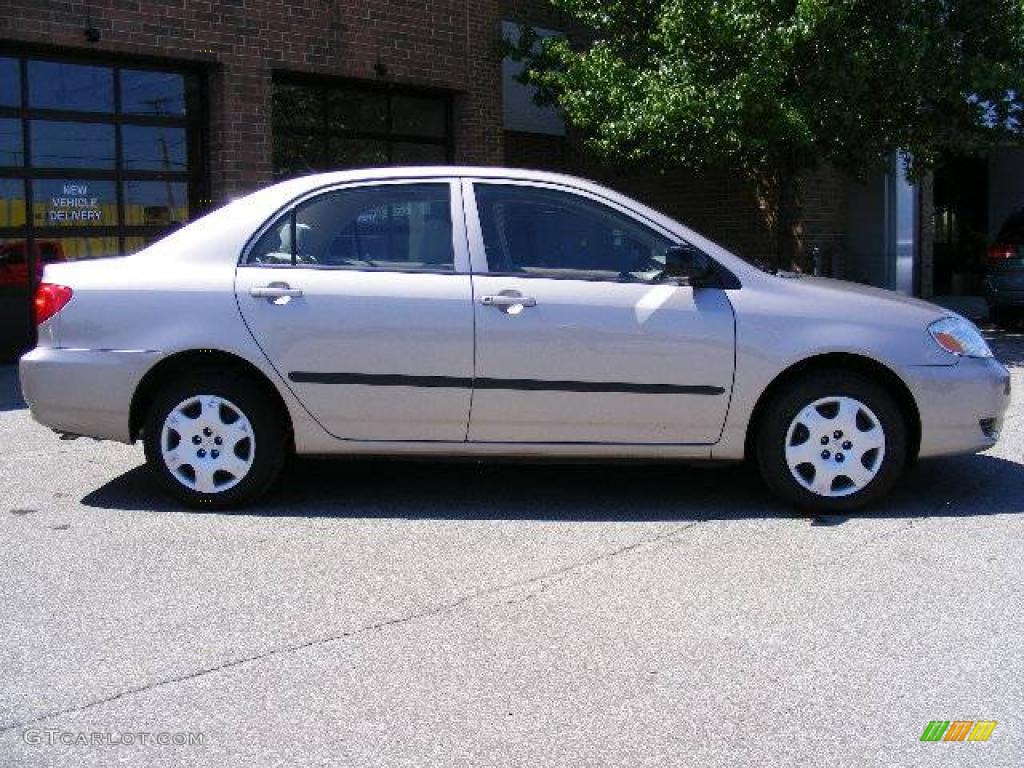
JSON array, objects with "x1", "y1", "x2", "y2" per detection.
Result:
[
  {"x1": 248, "y1": 184, "x2": 454, "y2": 272},
  {"x1": 474, "y1": 184, "x2": 674, "y2": 281}
]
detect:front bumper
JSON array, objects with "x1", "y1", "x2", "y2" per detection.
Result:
[
  {"x1": 19, "y1": 346, "x2": 159, "y2": 443},
  {"x1": 903, "y1": 356, "x2": 1011, "y2": 458}
]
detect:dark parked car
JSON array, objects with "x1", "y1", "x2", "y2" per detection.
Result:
[{"x1": 985, "y1": 206, "x2": 1024, "y2": 328}]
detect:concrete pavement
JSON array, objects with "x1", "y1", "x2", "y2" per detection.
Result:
[{"x1": 1, "y1": 334, "x2": 1022, "y2": 767}]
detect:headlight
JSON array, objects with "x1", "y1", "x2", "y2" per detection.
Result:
[{"x1": 928, "y1": 316, "x2": 993, "y2": 358}]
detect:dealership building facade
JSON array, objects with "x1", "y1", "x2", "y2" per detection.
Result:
[{"x1": 1, "y1": 0, "x2": 1021, "y2": 361}]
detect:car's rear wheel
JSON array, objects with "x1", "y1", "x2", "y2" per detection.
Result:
[
  {"x1": 756, "y1": 371, "x2": 907, "y2": 512},
  {"x1": 143, "y1": 373, "x2": 285, "y2": 508}
]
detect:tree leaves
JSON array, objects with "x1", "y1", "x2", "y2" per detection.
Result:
[{"x1": 512, "y1": 0, "x2": 1024, "y2": 180}]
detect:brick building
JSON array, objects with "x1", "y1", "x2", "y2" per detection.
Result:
[{"x1": 1, "y1": 1, "x2": 1021, "y2": 359}]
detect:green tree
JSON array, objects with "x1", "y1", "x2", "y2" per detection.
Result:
[{"x1": 511, "y1": 0, "x2": 1024, "y2": 268}]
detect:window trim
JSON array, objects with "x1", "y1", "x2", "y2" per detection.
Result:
[{"x1": 238, "y1": 178, "x2": 471, "y2": 275}]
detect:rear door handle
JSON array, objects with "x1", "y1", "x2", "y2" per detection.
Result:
[
  {"x1": 250, "y1": 283, "x2": 303, "y2": 304},
  {"x1": 480, "y1": 294, "x2": 537, "y2": 308}
]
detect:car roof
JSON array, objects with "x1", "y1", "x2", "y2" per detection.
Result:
[
  {"x1": 277, "y1": 165, "x2": 598, "y2": 185},
  {"x1": 257, "y1": 166, "x2": 624, "y2": 205}
]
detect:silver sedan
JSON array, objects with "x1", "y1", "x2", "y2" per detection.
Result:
[{"x1": 19, "y1": 167, "x2": 1011, "y2": 511}]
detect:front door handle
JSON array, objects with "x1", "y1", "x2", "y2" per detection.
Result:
[
  {"x1": 251, "y1": 283, "x2": 303, "y2": 304},
  {"x1": 480, "y1": 294, "x2": 537, "y2": 308}
]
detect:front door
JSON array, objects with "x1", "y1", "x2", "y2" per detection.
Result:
[
  {"x1": 236, "y1": 180, "x2": 474, "y2": 441},
  {"x1": 465, "y1": 180, "x2": 735, "y2": 444}
]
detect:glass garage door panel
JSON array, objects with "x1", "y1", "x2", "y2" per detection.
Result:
[
  {"x1": 0, "y1": 178, "x2": 26, "y2": 227},
  {"x1": 124, "y1": 181, "x2": 189, "y2": 227},
  {"x1": 120, "y1": 69, "x2": 193, "y2": 116},
  {"x1": 30, "y1": 121, "x2": 116, "y2": 169},
  {"x1": 27, "y1": 60, "x2": 115, "y2": 113},
  {"x1": 0, "y1": 54, "x2": 203, "y2": 361},
  {"x1": 32, "y1": 180, "x2": 116, "y2": 228},
  {"x1": 271, "y1": 78, "x2": 452, "y2": 179},
  {"x1": 0, "y1": 58, "x2": 19, "y2": 107},
  {"x1": 0, "y1": 119, "x2": 24, "y2": 167},
  {"x1": 122, "y1": 125, "x2": 188, "y2": 171}
]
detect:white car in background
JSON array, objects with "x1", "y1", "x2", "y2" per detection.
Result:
[{"x1": 20, "y1": 167, "x2": 1010, "y2": 511}]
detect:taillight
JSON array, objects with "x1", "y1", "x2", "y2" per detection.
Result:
[
  {"x1": 34, "y1": 283, "x2": 73, "y2": 325},
  {"x1": 987, "y1": 244, "x2": 1017, "y2": 262}
]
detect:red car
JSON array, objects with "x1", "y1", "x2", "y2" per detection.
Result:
[{"x1": 0, "y1": 240, "x2": 66, "y2": 288}]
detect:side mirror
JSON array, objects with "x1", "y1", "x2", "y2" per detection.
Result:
[{"x1": 664, "y1": 244, "x2": 713, "y2": 285}]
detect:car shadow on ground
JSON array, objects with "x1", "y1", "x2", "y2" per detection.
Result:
[{"x1": 82, "y1": 450, "x2": 1024, "y2": 525}]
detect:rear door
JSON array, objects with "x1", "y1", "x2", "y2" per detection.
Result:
[
  {"x1": 235, "y1": 179, "x2": 474, "y2": 441},
  {"x1": 464, "y1": 179, "x2": 736, "y2": 444}
]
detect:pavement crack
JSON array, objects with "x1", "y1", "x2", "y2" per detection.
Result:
[{"x1": 0, "y1": 520, "x2": 702, "y2": 734}]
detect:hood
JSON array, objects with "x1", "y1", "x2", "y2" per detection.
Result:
[{"x1": 779, "y1": 275, "x2": 952, "y2": 323}]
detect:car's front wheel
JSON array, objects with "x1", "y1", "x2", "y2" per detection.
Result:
[
  {"x1": 756, "y1": 371, "x2": 907, "y2": 512},
  {"x1": 143, "y1": 373, "x2": 285, "y2": 508}
]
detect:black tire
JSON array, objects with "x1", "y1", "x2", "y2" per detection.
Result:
[
  {"x1": 143, "y1": 371, "x2": 286, "y2": 509},
  {"x1": 756, "y1": 371, "x2": 907, "y2": 513}
]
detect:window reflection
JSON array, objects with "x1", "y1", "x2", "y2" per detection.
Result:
[
  {"x1": 391, "y1": 95, "x2": 447, "y2": 138},
  {"x1": 0, "y1": 59, "x2": 19, "y2": 106},
  {"x1": 392, "y1": 142, "x2": 447, "y2": 165},
  {"x1": 273, "y1": 84, "x2": 323, "y2": 129},
  {"x1": 122, "y1": 125, "x2": 188, "y2": 171},
  {"x1": 124, "y1": 181, "x2": 189, "y2": 226},
  {"x1": 328, "y1": 138, "x2": 387, "y2": 168},
  {"x1": 28, "y1": 61, "x2": 115, "y2": 113},
  {"x1": 0, "y1": 119, "x2": 23, "y2": 167},
  {"x1": 328, "y1": 89, "x2": 387, "y2": 132},
  {"x1": 273, "y1": 132, "x2": 323, "y2": 176},
  {"x1": 272, "y1": 80, "x2": 452, "y2": 179},
  {"x1": 52, "y1": 236, "x2": 120, "y2": 261},
  {"x1": 0, "y1": 238, "x2": 71, "y2": 289},
  {"x1": 123, "y1": 235, "x2": 161, "y2": 255},
  {"x1": 30, "y1": 121, "x2": 116, "y2": 169},
  {"x1": 0, "y1": 178, "x2": 27, "y2": 227},
  {"x1": 121, "y1": 70, "x2": 191, "y2": 115},
  {"x1": 0, "y1": 238, "x2": 33, "y2": 290}
]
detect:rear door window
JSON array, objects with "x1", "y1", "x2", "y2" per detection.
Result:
[{"x1": 248, "y1": 183, "x2": 454, "y2": 271}]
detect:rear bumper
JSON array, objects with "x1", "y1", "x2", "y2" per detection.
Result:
[
  {"x1": 903, "y1": 357, "x2": 1011, "y2": 458},
  {"x1": 19, "y1": 346, "x2": 158, "y2": 443}
]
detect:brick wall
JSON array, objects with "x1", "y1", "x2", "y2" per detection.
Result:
[
  {"x1": 800, "y1": 166, "x2": 849, "y2": 276},
  {"x1": 0, "y1": 0, "x2": 506, "y2": 202}
]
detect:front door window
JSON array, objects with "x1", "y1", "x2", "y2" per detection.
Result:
[{"x1": 474, "y1": 183, "x2": 674, "y2": 282}]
